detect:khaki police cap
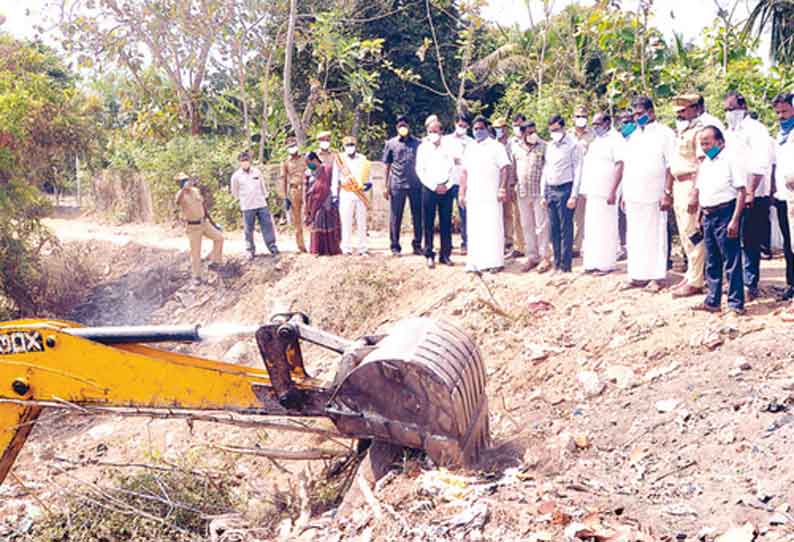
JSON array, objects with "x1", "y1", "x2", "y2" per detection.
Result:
[
  {"x1": 673, "y1": 93, "x2": 701, "y2": 113},
  {"x1": 574, "y1": 105, "x2": 589, "y2": 116},
  {"x1": 491, "y1": 117, "x2": 507, "y2": 128},
  {"x1": 342, "y1": 135, "x2": 357, "y2": 145},
  {"x1": 174, "y1": 172, "x2": 190, "y2": 181},
  {"x1": 317, "y1": 130, "x2": 332, "y2": 139}
]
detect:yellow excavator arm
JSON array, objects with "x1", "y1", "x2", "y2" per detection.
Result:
[{"x1": 0, "y1": 314, "x2": 489, "y2": 484}]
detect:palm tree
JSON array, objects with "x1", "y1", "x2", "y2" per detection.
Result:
[{"x1": 744, "y1": 0, "x2": 794, "y2": 64}]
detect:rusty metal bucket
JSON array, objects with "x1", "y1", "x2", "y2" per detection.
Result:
[{"x1": 328, "y1": 318, "x2": 489, "y2": 468}]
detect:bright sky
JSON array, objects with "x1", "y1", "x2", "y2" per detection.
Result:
[{"x1": 0, "y1": 0, "x2": 761, "y2": 50}]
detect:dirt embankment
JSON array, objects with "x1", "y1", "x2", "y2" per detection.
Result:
[{"x1": 3, "y1": 222, "x2": 794, "y2": 541}]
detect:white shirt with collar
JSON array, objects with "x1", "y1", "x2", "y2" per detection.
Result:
[
  {"x1": 541, "y1": 134, "x2": 583, "y2": 196},
  {"x1": 697, "y1": 146, "x2": 746, "y2": 208},
  {"x1": 774, "y1": 129, "x2": 794, "y2": 201},
  {"x1": 331, "y1": 152, "x2": 371, "y2": 196},
  {"x1": 727, "y1": 114, "x2": 774, "y2": 197},
  {"x1": 230, "y1": 166, "x2": 268, "y2": 211},
  {"x1": 416, "y1": 139, "x2": 455, "y2": 190},
  {"x1": 622, "y1": 121, "x2": 675, "y2": 204},
  {"x1": 581, "y1": 130, "x2": 625, "y2": 198},
  {"x1": 444, "y1": 132, "x2": 474, "y2": 186}
]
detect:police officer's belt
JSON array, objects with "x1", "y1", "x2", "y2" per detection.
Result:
[{"x1": 186, "y1": 219, "x2": 203, "y2": 225}]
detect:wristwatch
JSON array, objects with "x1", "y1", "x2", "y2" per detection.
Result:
[{"x1": 664, "y1": 189, "x2": 673, "y2": 197}]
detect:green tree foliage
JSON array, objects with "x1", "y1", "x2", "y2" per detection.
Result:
[{"x1": 745, "y1": 0, "x2": 794, "y2": 64}]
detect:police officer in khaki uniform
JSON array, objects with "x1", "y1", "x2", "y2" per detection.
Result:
[
  {"x1": 669, "y1": 94, "x2": 707, "y2": 298},
  {"x1": 174, "y1": 172, "x2": 224, "y2": 284},
  {"x1": 316, "y1": 130, "x2": 336, "y2": 165},
  {"x1": 281, "y1": 137, "x2": 308, "y2": 252},
  {"x1": 493, "y1": 117, "x2": 525, "y2": 256}
]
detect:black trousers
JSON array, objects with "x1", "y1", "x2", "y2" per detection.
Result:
[
  {"x1": 421, "y1": 185, "x2": 454, "y2": 260},
  {"x1": 545, "y1": 182, "x2": 574, "y2": 272},
  {"x1": 775, "y1": 199, "x2": 794, "y2": 287},
  {"x1": 741, "y1": 196, "x2": 770, "y2": 291},
  {"x1": 389, "y1": 186, "x2": 423, "y2": 254}
]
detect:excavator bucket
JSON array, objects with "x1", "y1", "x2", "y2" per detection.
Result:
[{"x1": 328, "y1": 318, "x2": 490, "y2": 468}]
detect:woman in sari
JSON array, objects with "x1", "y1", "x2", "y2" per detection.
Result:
[{"x1": 304, "y1": 152, "x2": 342, "y2": 256}]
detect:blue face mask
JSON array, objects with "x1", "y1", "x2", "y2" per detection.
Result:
[
  {"x1": 781, "y1": 117, "x2": 794, "y2": 134},
  {"x1": 704, "y1": 146, "x2": 722, "y2": 160},
  {"x1": 636, "y1": 114, "x2": 650, "y2": 127},
  {"x1": 620, "y1": 122, "x2": 636, "y2": 138},
  {"x1": 473, "y1": 128, "x2": 489, "y2": 142},
  {"x1": 308, "y1": 162, "x2": 318, "y2": 171}
]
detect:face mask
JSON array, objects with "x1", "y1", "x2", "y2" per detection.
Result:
[
  {"x1": 594, "y1": 125, "x2": 609, "y2": 137},
  {"x1": 308, "y1": 162, "x2": 318, "y2": 171},
  {"x1": 428, "y1": 133, "x2": 441, "y2": 144},
  {"x1": 288, "y1": 146, "x2": 299, "y2": 155},
  {"x1": 495, "y1": 127, "x2": 505, "y2": 139},
  {"x1": 726, "y1": 110, "x2": 745, "y2": 129},
  {"x1": 574, "y1": 117, "x2": 588, "y2": 128},
  {"x1": 513, "y1": 126, "x2": 522, "y2": 138},
  {"x1": 179, "y1": 180, "x2": 188, "y2": 189},
  {"x1": 455, "y1": 125, "x2": 468, "y2": 136},
  {"x1": 550, "y1": 130, "x2": 564, "y2": 142},
  {"x1": 704, "y1": 146, "x2": 722, "y2": 160},
  {"x1": 319, "y1": 141, "x2": 331, "y2": 150},
  {"x1": 675, "y1": 119, "x2": 690, "y2": 133},
  {"x1": 526, "y1": 133, "x2": 539, "y2": 145},
  {"x1": 473, "y1": 128, "x2": 489, "y2": 142},
  {"x1": 781, "y1": 117, "x2": 794, "y2": 133},
  {"x1": 344, "y1": 145, "x2": 356, "y2": 155},
  {"x1": 398, "y1": 126, "x2": 409, "y2": 137},
  {"x1": 620, "y1": 122, "x2": 637, "y2": 138},
  {"x1": 636, "y1": 114, "x2": 650, "y2": 127}
]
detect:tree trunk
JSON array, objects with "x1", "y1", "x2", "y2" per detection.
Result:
[{"x1": 283, "y1": 0, "x2": 306, "y2": 146}]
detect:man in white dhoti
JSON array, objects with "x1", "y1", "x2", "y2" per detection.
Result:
[
  {"x1": 459, "y1": 116, "x2": 510, "y2": 273},
  {"x1": 332, "y1": 135, "x2": 372, "y2": 255},
  {"x1": 619, "y1": 96, "x2": 675, "y2": 292},
  {"x1": 581, "y1": 112, "x2": 624, "y2": 274}
]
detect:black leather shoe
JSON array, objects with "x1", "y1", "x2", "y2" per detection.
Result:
[
  {"x1": 777, "y1": 287, "x2": 794, "y2": 302},
  {"x1": 426, "y1": 257, "x2": 435, "y2": 269},
  {"x1": 413, "y1": 247, "x2": 424, "y2": 256},
  {"x1": 439, "y1": 258, "x2": 453, "y2": 266}
]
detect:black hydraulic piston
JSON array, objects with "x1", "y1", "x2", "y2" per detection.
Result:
[{"x1": 64, "y1": 325, "x2": 201, "y2": 345}]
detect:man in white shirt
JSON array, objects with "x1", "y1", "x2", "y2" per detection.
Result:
[
  {"x1": 696, "y1": 96, "x2": 726, "y2": 133},
  {"x1": 332, "y1": 135, "x2": 372, "y2": 256},
  {"x1": 581, "y1": 112, "x2": 624, "y2": 274},
  {"x1": 620, "y1": 96, "x2": 675, "y2": 292},
  {"x1": 230, "y1": 151, "x2": 279, "y2": 259},
  {"x1": 772, "y1": 92, "x2": 794, "y2": 305},
  {"x1": 445, "y1": 114, "x2": 473, "y2": 253},
  {"x1": 541, "y1": 114, "x2": 582, "y2": 273},
  {"x1": 459, "y1": 116, "x2": 510, "y2": 273},
  {"x1": 416, "y1": 119, "x2": 455, "y2": 268},
  {"x1": 724, "y1": 91, "x2": 774, "y2": 300},
  {"x1": 690, "y1": 126, "x2": 746, "y2": 314}
]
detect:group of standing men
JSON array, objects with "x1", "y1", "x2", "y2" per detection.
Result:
[{"x1": 175, "y1": 89, "x2": 794, "y2": 316}]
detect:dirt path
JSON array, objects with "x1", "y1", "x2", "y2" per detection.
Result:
[{"x1": 5, "y1": 214, "x2": 794, "y2": 541}]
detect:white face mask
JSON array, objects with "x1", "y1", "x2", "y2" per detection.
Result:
[
  {"x1": 551, "y1": 131, "x2": 564, "y2": 142},
  {"x1": 344, "y1": 145, "x2": 356, "y2": 155},
  {"x1": 526, "y1": 133, "x2": 539, "y2": 145},
  {"x1": 288, "y1": 146, "x2": 299, "y2": 155},
  {"x1": 512, "y1": 126, "x2": 522, "y2": 137},
  {"x1": 428, "y1": 132, "x2": 441, "y2": 144},
  {"x1": 455, "y1": 125, "x2": 467, "y2": 136},
  {"x1": 319, "y1": 141, "x2": 331, "y2": 150},
  {"x1": 726, "y1": 110, "x2": 745, "y2": 130},
  {"x1": 574, "y1": 117, "x2": 588, "y2": 128},
  {"x1": 675, "y1": 119, "x2": 690, "y2": 133}
]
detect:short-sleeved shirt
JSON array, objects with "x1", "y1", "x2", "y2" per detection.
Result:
[
  {"x1": 382, "y1": 135, "x2": 421, "y2": 191},
  {"x1": 318, "y1": 149, "x2": 336, "y2": 165},
  {"x1": 513, "y1": 140, "x2": 546, "y2": 198},
  {"x1": 670, "y1": 117, "x2": 705, "y2": 178},
  {"x1": 282, "y1": 156, "x2": 306, "y2": 194},
  {"x1": 622, "y1": 121, "x2": 676, "y2": 204},
  {"x1": 230, "y1": 166, "x2": 269, "y2": 211},
  {"x1": 697, "y1": 147, "x2": 746, "y2": 207},
  {"x1": 175, "y1": 186, "x2": 205, "y2": 222},
  {"x1": 444, "y1": 133, "x2": 474, "y2": 185}
]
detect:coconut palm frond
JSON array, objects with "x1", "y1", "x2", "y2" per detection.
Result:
[{"x1": 468, "y1": 42, "x2": 520, "y2": 78}]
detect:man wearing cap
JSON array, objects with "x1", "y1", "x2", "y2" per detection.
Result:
[
  {"x1": 724, "y1": 90, "x2": 774, "y2": 301},
  {"x1": 494, "y1": 116, "x2": 524, "y2": 257},
  {"x1": 383, "y1": 115, "x2": 423, "y2": 256},
  {"x1": 317, "y1": 131, "x2": 336, "y2": 165},
  {"x1": 569, "y1": 105, "x2": 595, "y2": 257},
  {"x1": 174, "y1": 172, "x2": 224, "y2": 284},
  {"x1": 281, "y1": 137, "x2": 307, "y2": 252},
  {"x1": 332, "y1": 135, "x2": 372, "y2": 255},
  {"x1": 231, "y1": 151, "x2": 279, "y2": 260},
  {"x1": 669, "y1": 93, "x2": 707, "y2": 298}
]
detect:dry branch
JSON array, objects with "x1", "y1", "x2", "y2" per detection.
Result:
[{"x1": 208, "y1": 443, "x2": 350, "y2": 461}]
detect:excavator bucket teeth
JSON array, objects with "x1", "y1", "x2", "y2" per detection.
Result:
[{"x1": 329, "y1": 318, "x2": 489, "y2": 468}]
